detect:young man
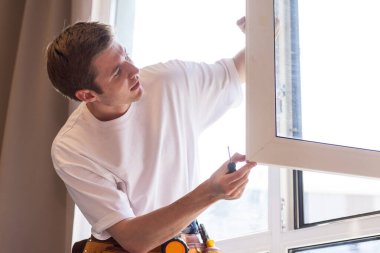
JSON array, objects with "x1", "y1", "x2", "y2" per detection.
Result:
[{"x1": 47, "y1": 18, "x2": 255, "y2": 253}]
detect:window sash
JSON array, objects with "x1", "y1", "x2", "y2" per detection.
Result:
[{"x1": 245, "y1": 0, "x2": 380, "y2": 178}]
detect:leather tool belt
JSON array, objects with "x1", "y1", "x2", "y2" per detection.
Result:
[{"x1": 72, "y1": 221, "x2": 220, "y2": 253}]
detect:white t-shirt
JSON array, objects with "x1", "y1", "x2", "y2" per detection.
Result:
[{"x1": 52, "y1": 59, "x2": 242, "y2": 239}]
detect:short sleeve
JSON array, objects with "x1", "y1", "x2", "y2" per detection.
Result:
[
  {"x1": 189, "y1": 58, "x2": 243, "y2": 130},
  {"x1": 159, "y1": 58, "x2": 243, "y2": 131},
  {"x1": 52, "y1": 143, "x2": 135, "y2": 239}
]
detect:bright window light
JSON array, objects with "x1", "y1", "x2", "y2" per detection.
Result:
[{"x1": 130, "y1": 0, "x2": 268, "y2": 240}]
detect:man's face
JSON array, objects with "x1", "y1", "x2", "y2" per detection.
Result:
[{"x1": 92, "y1": 40, "x2": 143, "y2": 107}]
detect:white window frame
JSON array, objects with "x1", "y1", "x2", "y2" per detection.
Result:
[
  {"x1": 217, "y1": 166, "x2": 380, "y2": 253},
  {"x1": 240, "y1": 1, "x2": 380, "y2": 253},
  {"x1": 245, "y1": 0, "x2": 380, "y2": 178}
]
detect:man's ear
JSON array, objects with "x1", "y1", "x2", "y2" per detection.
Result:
[{"x1": 75, "y1": 89, "x2": 97, "y2": 102}]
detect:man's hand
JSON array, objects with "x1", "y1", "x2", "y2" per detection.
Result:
[
  {"x1": 237, "y1": 16, "x2": 246, "y2": 34},
  {"x1": 207, "y1": 153, "x2": 256, "y2": 200},
  {"x1": 237, "y1": 16, "x2": 280, "y2": 38}
]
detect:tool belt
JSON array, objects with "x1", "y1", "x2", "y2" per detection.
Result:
[
  {"x1": 72, "y1": 221, "x2": 221, "y2": 253},
  {"x1": 72, "y1": 234, "x2": 163, "y2": 253}
]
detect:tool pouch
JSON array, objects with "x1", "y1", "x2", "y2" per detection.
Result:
[
  {"x1": 75, "y1": 235, "x2": 221, "y2": 253},
  {"x1": 73, "y1": 223, "x2": 221, "y2": 253},
  {"x1": 73, "y1": 236, "x2": 161, "y2": 253}
]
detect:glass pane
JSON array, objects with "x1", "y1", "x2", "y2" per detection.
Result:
[
  {"x1": 290, "y1": 236, "x2": 380, "y2": 253},
  {"x1": 302, "y1": 171, "x2": 380, "y2": 224},
  {"x1": 275, "y1": 0, "x2": 380, "y2": 151}
]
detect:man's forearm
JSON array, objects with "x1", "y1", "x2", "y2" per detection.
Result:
[
  {"x1": 108, "y1": 154, "x2": 254, "y2": 253},
  {"x1": 108, "y1": 179, "x2": 218, "y2": 253}
]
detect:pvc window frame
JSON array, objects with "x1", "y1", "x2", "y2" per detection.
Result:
[
  {"x1": 242, "y1": 1, "x2": 380, "y2": 252},
  {"x1": 245, "y1": 0, "x2": 380, "y2": 178}
]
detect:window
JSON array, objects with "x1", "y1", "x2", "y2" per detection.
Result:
[
  {"x1": 246, "y1": 0, "x2": 380, "y2": 178},
  {"x1": 243, "y1": 0, "x2": 380, "y2": 252},
  {"x1": 274, "y1": 0, "x2": 380, "y2": 232}
]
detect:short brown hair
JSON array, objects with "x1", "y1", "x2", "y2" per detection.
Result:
[{"x1": 46, "y1": 22, "x2": 114, "y2": 101}]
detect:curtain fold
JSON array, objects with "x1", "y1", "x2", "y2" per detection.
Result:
[
  {"x1": 0, "y1": 0, "x2": 81, "y2": 252},
  {"x1": 0, "y1": 0, "x2": 26, "y2": 157}
]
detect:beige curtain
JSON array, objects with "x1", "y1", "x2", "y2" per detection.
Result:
[{"x1": 0, "y1": 0, "x2": 91, "y2": 252}]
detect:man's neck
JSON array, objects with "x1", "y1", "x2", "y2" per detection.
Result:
[{"x1": 86, "y1": 102, "x2": 131, "y2": 121}]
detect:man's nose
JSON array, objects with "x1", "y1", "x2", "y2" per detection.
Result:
[{"x1": 124, "y1": 62, "x2": 139, "y2": 80}]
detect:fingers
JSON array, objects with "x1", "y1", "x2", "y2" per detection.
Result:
[
  {"x1": 236, "y1": 16, "x2": 246, "y2": 27},
  {"x1": 229, "y1": 153, "x2": 246, "y2": 163},
  {"x1": 227, "y1": 162, "x2": 254, "y2": 188},
  {"x1": 236, "y1": 16, "x2": 246, "y2": 33},
  {"x1": 228, "y1": 161, "x2": 256, "y2": 181},
  {"x1": 208, "y1": 153, "x2": 257, "y2": 200},
  {"x1": 226, "y1": 154, "x2": 256, "y2": 175},
  {"x1": 224, "y1": 174, "x2": 249, "y2": 200},
  {"x1": 236, "y1": 16, "x2": 279, "y2": 38},
  {"x1": 220, "y1": 161, "x2": 255, "y2": 199},
  {"x1": 229, "y1": 152, "x2": 256, "y2": 165},
  {"x1": 218, "y1": 152, "x2": 256, "y2": 175}
]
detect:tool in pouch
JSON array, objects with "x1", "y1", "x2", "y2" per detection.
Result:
[
  {"x1": 198, "y1": 222, "x2": 221, "y2": 253},
  {"x1": 227, "y1": 146, "x2": 236, "y2": 174},
  {"x1": 161, "y1": 237, "x2": 189, "y2": 253},
  {"x1": 161, "y1": 222, "x2": 221, "y2": 253}
]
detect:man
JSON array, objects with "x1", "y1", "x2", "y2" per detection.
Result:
[{"x1": 47, "y1": 17, "x2": 255, "y2": 253}]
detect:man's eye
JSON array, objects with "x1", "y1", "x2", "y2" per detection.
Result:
[
  {"x1": 114, "y1": 68, "x2": 121, "y2": 78},
  {"x1": 124, "y1": 53, "x2": 132, "y2": 62}
]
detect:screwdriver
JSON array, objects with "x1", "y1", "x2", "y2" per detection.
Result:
[{"x1": 227, "y1": 146, "x2": 236, "y2": 174}]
